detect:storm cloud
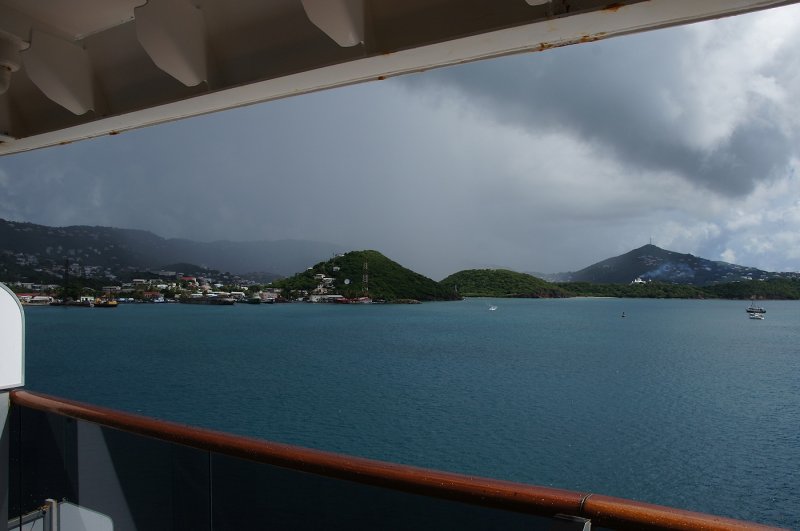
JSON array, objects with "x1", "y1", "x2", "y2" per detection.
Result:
[{"x1": 402, "y1": 11, "x2": 800, "y2": 197}]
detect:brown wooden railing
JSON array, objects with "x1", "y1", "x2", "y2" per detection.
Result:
[{"x1": 10, "y1": 390, "x2": 785, "y2": 531}]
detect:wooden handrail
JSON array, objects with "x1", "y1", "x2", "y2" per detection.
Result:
[{"x1": 9, "y1": 390, "x2": 784, "y2": 531}]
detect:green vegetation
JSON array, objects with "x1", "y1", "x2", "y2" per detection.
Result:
[
  {"x1": 557, "y1": 282, "x2": 709, "y2": 298},
  {"x1": 440, "y1": 269, "x2": 570, "y2": 298},
  {"x1": 555, "y1": 278, "x2": 800, "y2": 299},
  {"x1": 703, "y1": 278, "x2": 800, "y2": 300},
  {"x1": 439, "y1": 270, "x2": 800, "y2": 300},
  {"x1": 272, "y1": 250, "x2": 460, "y2": 302}
]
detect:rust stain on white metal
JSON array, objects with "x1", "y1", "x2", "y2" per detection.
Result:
[
  {"x1": 603, "y1": 3, "x2": 626, "y2": 13},
  {"x1": 535, "y1": 31, "x2": 608, "y2": 52},
  {"x1": 579, "y1": 32, "x2": 607, "y2": 43}
]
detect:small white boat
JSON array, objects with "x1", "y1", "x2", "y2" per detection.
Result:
[
  {"x1": 488, "y1": 305, "x2": 498, "y2": 311},
  {"x1": 746, "y1": 301, "x2": 766, "y2": 314},
  {"x1": 749, "y1": 313, "x2": 765, "y2": 320}
]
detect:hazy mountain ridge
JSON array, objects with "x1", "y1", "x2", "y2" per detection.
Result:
[
  {"x1": 544, "y1": 244, "x2": 796, "y2": 286},
  {"x1": 4, "y1": 219, "x2": 798, "y2": 288},
  {"x1": 0, "y1": 218, "x2": 341, "y2": 281}
]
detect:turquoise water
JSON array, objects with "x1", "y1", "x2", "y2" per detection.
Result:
[{"x1": 22, "y1": 298, "x2": 800, "y2": 528}]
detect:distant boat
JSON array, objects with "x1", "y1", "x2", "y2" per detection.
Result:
[
  {"x1": 621, "y1": 312, "x2": 626, "y2": 318},
  {"x1": 94, "y1": 299, "x2": 118, "y2": 308},
  {"x1": 179, "y1": 296, "x2": 235, "y2": 305},
  {"x1": 22, "y1": 296, "x2": 53, "y2": 306},
  {"x1": 65, "y1": 300, "x2": 93, "y2": 307},
  {"x1": 488, "y1": 305, "x2": 498, "y2": 311},
  {"x1": 746, "y1": 301, "x2": 766, "y2": 314}
]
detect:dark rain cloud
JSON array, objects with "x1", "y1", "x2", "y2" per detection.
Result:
[{"x1": 400, "y1": 21, "x2": 798, "y2": 197}]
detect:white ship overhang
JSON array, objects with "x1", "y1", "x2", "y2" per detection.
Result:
[{"x1": 0, "y1": 0, "x2": 798, "y2": 155}]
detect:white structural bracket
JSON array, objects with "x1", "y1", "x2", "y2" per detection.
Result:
[
  {"x1": 135, "y1": 0, "x2": 208, "y2": 87},
  {"x1": 21, "y1": 30, "x2": 95, "y2": 115},
  {"x1": 0, "y1": 282, "x2": 24, "y2": 390},
  {"x1": 302, "y1": 0, "x2": 364, "y2": 47}
]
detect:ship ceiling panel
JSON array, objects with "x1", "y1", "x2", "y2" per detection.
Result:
[
  {"x1": 84, "y1": 22, "x2": 208, "y2": 114},
  {"x1": 201, "y1": 1, "x2": 366, "y2": 88},
  {"x1": 365, "y1": 0, "x2": 558, "y2": 53},
  {"x1": 0, "y1": 0, "x2": 798, "y2": 155},
  {"x1": 2, "y1": 0, "x2": 144, "y2": 41}
]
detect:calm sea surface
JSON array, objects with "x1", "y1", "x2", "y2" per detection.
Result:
[{"x1": 22, "y1": 298, "x2": 800, "y2": 528}]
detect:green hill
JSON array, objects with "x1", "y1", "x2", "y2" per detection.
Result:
[
  {"x1": 440, "y1": 269, "x2": 570, "y2": 298},
  {"x1": 273, "y1": 250, "x2": 459, "y2": 302}
]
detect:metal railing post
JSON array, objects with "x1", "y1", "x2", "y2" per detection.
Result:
[
  {"x1": 43, "y1": 499, "x2": 58, "y2": 531},
  {"x1": 0, "y1": 393, "x2": 8, "y2": 529}
]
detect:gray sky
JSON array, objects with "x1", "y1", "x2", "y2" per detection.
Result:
[{"x1": 2, "y1": 6, "x2": 800, "y2": 280}]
